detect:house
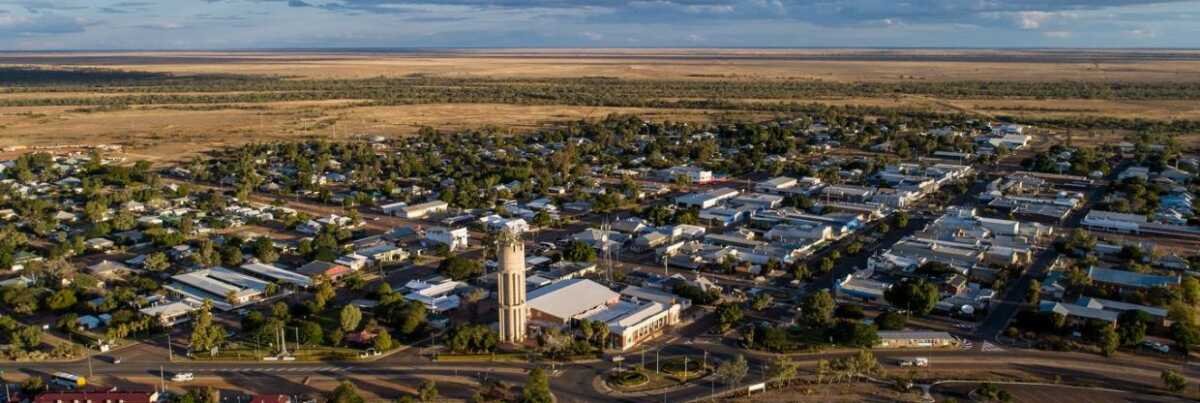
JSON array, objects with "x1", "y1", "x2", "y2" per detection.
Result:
[
  {"x1": 426, "y1": 226, "x2": 469, "y2": 251},
  {"x1": 35, "y1": 391, "x2": 159, "y2": 403},
  {"x1": 876, "y1": 331, "x2": 959, "y2": 349},
  {"x1": 756, "y1": 176, "x2": 798, "y2": 193},
  {"x1": 166, "y1": 267, "x2": 271, "y2": 311},
  {"x1": 140, "y1": 301, "x2": 200, "y2": 326},
  {"x1": 356, "y1": 244, "x2": 408, "y2": 265},
  {"x1": 87, "y1": 260, "x2": 134, "y2": 278},
  {"x1": 398, "y1": 200, "x2": 449, "y2": 219},
  {"x1": 675, "y1": 188, "x2": 740, "y2": 209},
  {"x1": 379, "y1": 201, "x2": 408, "y2": 215},
  {"x1": 1087, "y1": 267, "x2": 1180, "y2": 290},
  {"x1": 84, "y1": 238, "x2": 115, "y2": 251},
  {"x1": 1040, "y1": 301, "x2": 1118, "y2": 325},
  {"x1": 404, "y1": 279, "x2": 467, "y2": 313},
  {"x1": 296, "y1": 261, "x2": 352, "y2": 282}
]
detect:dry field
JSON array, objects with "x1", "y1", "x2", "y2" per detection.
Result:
[{"x1": 3, "y1": 49, "x2": 1200, "y2": 160}]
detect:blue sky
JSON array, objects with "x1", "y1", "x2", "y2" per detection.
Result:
[{"x1": 0, "y1": 0, "x2": 1197, "y2": 50}]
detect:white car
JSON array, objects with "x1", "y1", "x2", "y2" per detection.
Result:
[
  {"x1": 1143, "y1": 341, "x2": 1170, "y2": 353},
  {"x1": 171, "y1": 373, "x2": 194, "y2": 382}
]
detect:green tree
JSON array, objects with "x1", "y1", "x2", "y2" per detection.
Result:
[
  {"x1": 46, "y1": 288, "x2": 77, "y2": 311},
  {"x1": 562, "y1": 240, "x2": 597, "y2": 262},
  {"x1": 751, "y1": 293, "x2": 774, "y2": 311},
  {"x1": 800, "y1": 290, "x2": 835, "y2": 327},
  {"x1": 1100, "y1": 323, "x2": 1120, "y2": 357},
  {"x1": 1182, "y1": 276, "x2": 1200, "y2": 305},
  {"x1": 340, "y1": 305, "x2": 363, "y2": 332},
  {"x1": 189, "y1": 300, "x2": 226, "y2": 355},
  {"x1": 522, "y1": 368, "x2": 553, "y2": 403},
  {"x1": 418, "y1": 380, "x2": 439, "y2": 402},
  {"x1": 299, "y1": 321, "x2": 323, "y2": 346},
  {"x1": 884, "y1": 280, "x2": 940, "y2": 317},
  {"x1": 1026, "y1": 280, "x2": 1041, "y2": 305},
  {"x1": 1161, "y1": 369, "x2": 1188, "y2": 393},
  {"x1": 875, "y1": 311, "x2": 908, "y2": 331},
  {"x1": 1170, "y1": 322, "x2": 1200, "y2": 354},
  {"x1": 374, "y1": 328, "x2": 394, "y2": 351},
  {"x1": 1117, "y1": 309, "x2": 1151, "y2": 346},
  {"x1": 716, "y1": 303, "x2": 743, "y2": 332},
  {"x1": 329, "y1": 380, "x2": 365, "y2": 403},
  {"x1": 144, "y1": 252, "x2": 170, "y2": 272},
  {"x1": 439, "y1": 256, "x2": 484, "y2": 281},
  {"x1": 716, "y1": 354, "x2": 750, "y2": 385},
  {"x1": 767, "y1": 355, "x2": 800, "y2": 386}
]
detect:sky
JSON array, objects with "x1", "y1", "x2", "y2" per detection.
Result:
[{"x1": 0, "y1": 0, "x2": 1197, "y2": 50}]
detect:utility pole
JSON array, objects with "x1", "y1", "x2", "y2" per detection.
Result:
[
  {"x1": 159, "y1": 365, "x2": 165, "y2": 394},
  {"x1": 166, "y1": 332, "x2": 174, "y2": 362},
  {"x1": 656, "y1": 350, "x2": 660, "y2": 374},
  {"x1": 2, "y1": 369, "x2": 10, "y2": 402},
  {"x1": 87, "y1": 349, "x2": 94, "y2": 379}
]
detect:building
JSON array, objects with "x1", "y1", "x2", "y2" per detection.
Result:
[
  {"x1": 1082, "y1": 210, "x2": 1147, "y2": 234},
  {"x1": 404, "y1": 279, "x2": 467, "y2": 313},
  {"x1": 139, "y1": 301, "x2": 200, "y2": 327},
  {"x1": 1087, "y1": 266, "x2": 1181, "y2": 290},
  {"x1": 876, "y1": 331, "x2": 959, "y2": 349},
  {"x1": 35, "y1": 391, "x2": 159, "y2": 403},
  {"x1": 398, "y1": 200, "x2": 449, "y2": 219},
  {"x1": 295, "y1": 261, "x2": 352, "y2": 282},
  {"x1": 238, "y1": 262, "x2": 313, "y2": 288},
  {"x1": 426, "y1": 227, "x2": 469, "y2": 251},
  {"x1": 756, "y1": 176, "x2": 797, "y2": 193},
  {"x1": 527, "y1": 278, "x2": 620, "y2": 325},
  {"x1": 497, "y1": 231, "x2": 528, "y2": 343},
  {"x1": 166, "y1": 267, "x2": 271, "y2": 311},
  {"x1": 379, "y1": 201, "x2": 408, "y2": 215},
  {"x1": 675, "y1": 188, "x2": 740, "y2": 209}
]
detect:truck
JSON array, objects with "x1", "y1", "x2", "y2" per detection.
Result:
[{"x1": 898, "y1": 357, "x2": 929, "y2": 367}]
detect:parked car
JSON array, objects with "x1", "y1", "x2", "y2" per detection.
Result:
[{"x1": 171, "y1": 372, "x2": 194, "y2": 382}]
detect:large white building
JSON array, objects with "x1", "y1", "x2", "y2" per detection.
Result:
[{"x1": 426, "y1": 227, "x2": 469, "y2": 251}]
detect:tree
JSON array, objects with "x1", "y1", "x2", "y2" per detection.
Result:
[
  {"x1": 189, "y1": 300, "x2": 226, "y2": 355},
  {"x1": 313, "y1": 277, "x2": 336, "y2": 311},
  {"x1": 418, "y1": 380, "x2": 439, "y2": 402},
  {"x1": 1161, "y1": 369, "x2": 1188, "y2": 393},
  {"x1": 751, "y1": 293, "x2": 774, "y2": 311},
  {"x1": 1100, "y1": 323, "x2": 1120, "y2": 357},
  {"x1": 884, "y1": 280, "x2": 939, "y2": 316},
  {"x1": 562, "y1": 240, "x2": 597, "y2": 262},
  {"x1": 1170, "y1": 322, "x2": 1200, "y2": 354},
  {"x1": 716, "y1": 303, "x2": 743, "y2": 332},
  {"x1": 299, "y1": 321, "x2": 323, "y2": 345},
  {"x1": 716, "y1": 354, "x2": 750, "y2": 385},
  {"x1": 1117, "y1": 309, "x2": 1151, "y2": 346},
  {"x1": 875, "y1": 311, "x2": 908, "y2": 331},
  {"x1": 894, "y1": 211, "x2": 910, "y2": 228},
  {"x1": 144, "y1": 252, "x2": 170, "y2": 272},
  {"x1": 1182, "y1": 276, "x2": 1200, "y2": 305},
  {"x1": 1026, "y1": 279, "x2": 1041, "y2": 305},
  {"x1": 14, "y1": 325, "x2": 42, "y2": 351},
  {"x1": 329, "y1": 380, "x2": 365, "y2": 403},
  {"x1": 253, "y1": 237, "x2": 279, "y2": 263},
  {"x1": 799, "y1": 290, "x2": 835, "y2": 327},
  {"x1": 767, "y1": 356, "x2": 800, "y2": 386},
  {"x1": 340, "y1": 305, "x2": 362, "y2": 333},
  {"x1": 374, "y1": 328, "x2": 394, "y2": 351},
  {"x1": 46, "y1": 288, "x2": 77, "y2": 311},
  {"x1": 832, "y1": 320, "x2": 880, "y2": 348},
  {"x1": 522, "y1": 368, "x2": 553, "y2": 403},
  {"x1": 439, "y1": 256, "x2": 484, "y2": 281}
]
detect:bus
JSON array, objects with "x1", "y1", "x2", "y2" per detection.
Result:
[{"x1": 50, "y1": 372, "x2": 86, "y2": 389}]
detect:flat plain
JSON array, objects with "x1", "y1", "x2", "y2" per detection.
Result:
[{"x1": 2, "y1": 48, "x2": 1200, "y2": 160}]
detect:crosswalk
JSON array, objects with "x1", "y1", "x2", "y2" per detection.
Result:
[
  {"x1": 958, "y1": 340, "x2": 1005, "y2": 352},
  {"x1": 188, "y1": 366, "x2": 353, "y2": 373}
]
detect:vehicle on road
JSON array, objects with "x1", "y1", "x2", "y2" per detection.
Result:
[
  {"x1": 171, "y1": 372, "x2": 195, "y2": 382},
  {"x1": 108, "y1": 356, "x2": 122, "y2": 364},
  {"x1": 1142, "y1": 341, "x2": 1170, "y2": 353},
  {"x1": 898, "y1": 357, "x2": 929, "y2": 367},
  {"x1": 50, "y1": 372, "x2": 87, "y2": 389}
]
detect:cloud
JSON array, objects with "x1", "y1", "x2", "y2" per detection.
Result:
[
  {"x1": 133, "y1": 21, "x2": 186, "y2": 30},
  {"x1": 1042, "y1": 30, "x2": 1072, "y2": 38},
  {"x1": 1126, "y1": 28, "x2": 1156, "y2": 38},
  {"x1": 0, "y1": 13, "x2": 85, "y2": 35}
]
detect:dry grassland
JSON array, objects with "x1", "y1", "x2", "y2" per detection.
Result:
[{"x1": 3, "y1": 49, "x2": 1200, "y2": 159}]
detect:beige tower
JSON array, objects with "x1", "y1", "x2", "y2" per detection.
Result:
[{"x1": 496, "y1": 230, "x2": 527, "y2": 343}]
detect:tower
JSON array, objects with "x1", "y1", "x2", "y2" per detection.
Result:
[{"x1": 496, "y1": 230, "x2": 527, "y2": 343}]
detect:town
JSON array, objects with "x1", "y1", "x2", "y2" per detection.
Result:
[{"x1": 0, "y1": 113, "x2": 1198, "y2": 403}]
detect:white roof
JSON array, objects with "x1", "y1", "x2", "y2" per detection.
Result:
[
  {"x1": 528, "y1": 279, "x2": 619, "y2": 321},
  {"x1": 139, "y1": 301, "x2": 199, "y2": 318},
  {"x1": 239, "y1": 262, "x2": 313, "y2": 288}
]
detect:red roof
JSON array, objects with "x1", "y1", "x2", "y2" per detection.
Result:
[
  {"x1": 36, "y1": 391, "x2": 156, "y2": 403},
  {"x1": 250, "y1": 395, "x2": 292, "y2": 403}
]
